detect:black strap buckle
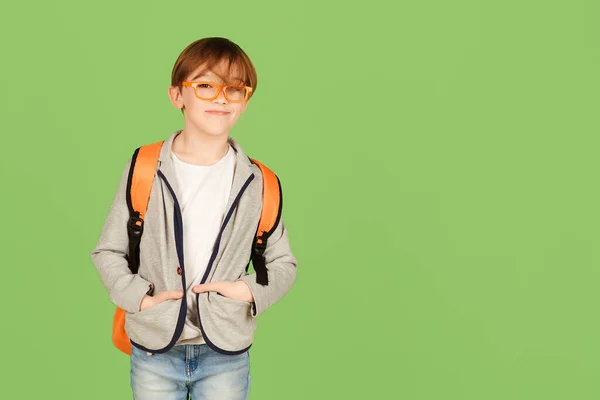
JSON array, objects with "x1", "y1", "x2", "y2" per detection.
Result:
[
  {"x1": 254, "y1": 234, "x2": 267, "y2": 254},
  {"x1": 127, "y1": 212, "x2": 144, "y2": 237}
]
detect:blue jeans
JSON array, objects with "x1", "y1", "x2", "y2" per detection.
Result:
[{"x1": 130, "y1": 343, "x2": 250, "y2": 399}]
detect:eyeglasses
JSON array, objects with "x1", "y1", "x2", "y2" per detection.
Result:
[{"x1": 182, "y1": 81, "x2": 253, "y2": 103}]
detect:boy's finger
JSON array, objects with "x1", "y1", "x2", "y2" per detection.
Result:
[
  {"x1": 192, "y1": 282, "x2": 220, "y2": 293},
  {"x1": 158, "y1": 290, "x2": 184, "y2": 301}
]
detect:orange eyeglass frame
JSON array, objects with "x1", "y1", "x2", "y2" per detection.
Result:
[{"x1": 182, "y1": 81, "x2": 253, "y2": 102}]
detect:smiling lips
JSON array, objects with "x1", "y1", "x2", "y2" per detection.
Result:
[{"x1": 206, "y1": 110, "x2": 230, "y2": 115}]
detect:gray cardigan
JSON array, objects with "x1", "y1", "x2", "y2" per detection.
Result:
[{"x1": 90, "y1": 130, "x2": 298, "y2": 355}]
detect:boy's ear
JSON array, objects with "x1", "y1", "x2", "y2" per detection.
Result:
[{"x1": 168, "y1": 85, "x2": 184, "y2": 108}]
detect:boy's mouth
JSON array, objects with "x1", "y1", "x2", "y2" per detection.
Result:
[{"x1": 206, "y1": 110, "x2": 230, "y2": 115}]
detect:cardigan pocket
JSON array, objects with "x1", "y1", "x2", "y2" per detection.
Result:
[
  {"x1": 125, "y1": 298, "x2": 183, "y2": 351},
  {"x1": 197, "y1": 292, "x2": 257, "y2": 354}
]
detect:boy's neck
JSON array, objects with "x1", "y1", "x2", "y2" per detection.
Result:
[{"x1": 171, "y1": 128, "x2": 231, "y2": 166}]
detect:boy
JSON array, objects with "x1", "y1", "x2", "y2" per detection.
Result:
[{"x1": 90, "y1": 37, "x2": 298, "y2": 399}]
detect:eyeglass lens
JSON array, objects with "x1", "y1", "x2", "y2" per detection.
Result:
[{"x1": 196, "y1": 83, "x2": 247, "y2": 101}]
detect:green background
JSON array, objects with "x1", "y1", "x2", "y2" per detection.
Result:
[{"x1": 1, "y1": 0, "x2": 598, "y2": 398}]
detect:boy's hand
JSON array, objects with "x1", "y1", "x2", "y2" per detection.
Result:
[
  {"x1": 139, "y1": 290, "x2": 184, "y2": 311},
  {"x1": 192, "y1": 280, "x2": 255, "y2": 303}
]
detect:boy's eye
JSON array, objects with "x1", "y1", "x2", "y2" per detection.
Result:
[{"x1": 198, "y1": 83, "x2": 213, "y2": 89}]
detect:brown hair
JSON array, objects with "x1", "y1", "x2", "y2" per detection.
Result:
[{"x1": 171, "y1": 37, "x2": 257, "y2": 114}]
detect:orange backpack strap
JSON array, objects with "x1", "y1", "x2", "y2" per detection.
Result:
[
  {"x1": 249, "y1": 158, "x2": 283, "y2": 286},
  {"x1": 113, "y1": 140, "x2": 163, "y2": 357},
  {"x1": 125, "y1": 140, "x2": 164, "y2": 274}
]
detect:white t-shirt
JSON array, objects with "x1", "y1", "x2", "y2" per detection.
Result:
[{"x1": 170, "y1": 143, "x2": 236, "y2": 345}]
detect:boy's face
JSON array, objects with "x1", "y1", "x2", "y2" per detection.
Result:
[{"x1": 168, "y1": 62, "x2": 249, "y2": 137}]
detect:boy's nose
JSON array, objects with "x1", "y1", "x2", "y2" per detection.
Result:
[{"x1": 213, "y1": 89, "x2": 228, "y2": 103}]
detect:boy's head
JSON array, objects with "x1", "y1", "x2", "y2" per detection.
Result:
[{"x1": 168, "y1": 37, "x2": 257, "y2": 137}]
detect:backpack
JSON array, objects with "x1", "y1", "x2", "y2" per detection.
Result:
[{"x1": 111, "y1": 140, "x2": 282, "y2": 355}]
